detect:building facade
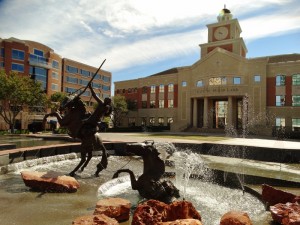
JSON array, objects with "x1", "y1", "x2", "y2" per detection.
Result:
[
  {"x1": 0, "y1": 37, "x2": 111, "y2": 130},
  {"x1": 114, "y1": 8, "x2": 300, "y2": 137}
]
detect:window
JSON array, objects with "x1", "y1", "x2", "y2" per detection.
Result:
[
  {"x1": 168, "y1": 99, "x2": 174, "y2": 108},
  {"x1": 196, "y1": 80, "x2": 203, "y2": 87},
  {"x1": 92, "y1": 83, "x2": 101, "y2": 89},
  {"x1": 34, "y1": 49, "x2": 44, "y2": 57},
  {"x1": 142, "y1": 86, "x2": 147, "y2": 94},
  {"x1": 52, "y1": 72, "x2": 59, "y2": 80},
  {"x1": 167, "y1": 117, "x2": 173, "y2": 124},
  {"x1": 80, "y1": 69, "x2": 90, "y2": 77},
  {"x1": 12, "y1": 49, "x2": 25, "y2": 60},
  {"x1": 66, "y1": 65, "x2": 78, "y2": 74},
  {"x1": 30, "y1": 66, "x2": 47, "y2": 90},
  {"x1": 292, "y1": 118, "x2": 300, "y2": 131},
  {"x1": 65, "y1": 87, "x2": 77, "y2": 93},
  {"x1": 51, "y1": 83, "x2": 58, "y2": 91},
  {"x1": 276, "y1": 95, "x2": 285, "y2": 106},
  {"x1": 158, "y1": 117, "x2": 164, "y2": 126},
  {"x1": 30, "y1": 54, "x2": 47, "y2": 64},
  {"x1": 66, "y1": 76, "x2": 78, "y2": 84},
  {"x1": 276, "y1": 118, "x2": 285, "y2": 127},
  {"x1": 254, "y1": 75, "x2": 261, "y2": 82},
  {"x1": 159, "y1": 84, "x2": 164, "y2": 93},
  {"x1": 159, "y1": 100, "x2": 164, "y2": 108},
  {"x1": 209, "y1": 77, "x2": 226, "y2": 85},
  {"x1": 141, "y1": 117, "x2": 147, "y2": 126},
  {"x1": 102, "y1": 85, "x2": 110, "y2": 91},
  {"x1": 292, "y1": 74, "x2": 300, "y2": 86},
  {"x1": 82, "y1": 91, "x2": 90, "y2": 96},
  {"x1": 128, "y1": 118, "x2": 136, "y2": 127},
  {"x1": 150, "y1": 100, "x2": 155, "y2": 108},
  {"x1": 142, "y1": 101, "x2": 147, "y2": 108},
  {"x1": 151, "y1": 85, "x2": 156, "y2": 93},
  {"x1": 52, "y1": 60, "x2": 59, "y2": 69},
  {"x1": 11, "y1": 63, "x2": 24, "y2": 72},
  {"x1": 102, "y1": 76, "x2": 110, "y2": 82},
  {"x1": 233, "y1": 77, "x2": 241, "y2": 85},
  {"x1": 168, "y1": 84, "x2": 174, "y2": 92},
  {"x1": 0, "y1": 48, "x2": 4, "y2": 57},
  {"x1": 0, "y1": 61, "x2": 4, "y2": 68},
  {"x1": 149, "y1": 117, "x2": 155, "y2": 126},
  {"x1": 182, "y1": 81, "x2": 187, "y2": 87},
  {"x1": 79, "y1": 79, "x2": 89, "y2": 86},
  {"x1": 292, "y1": 96, "x2": 300, "y2": 106},
  {"x1": 276, "y1": 75, "x2": 285, "y2": 86}
]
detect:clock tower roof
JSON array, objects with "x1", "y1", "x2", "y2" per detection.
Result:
[{"x1": 217, "y1": 5, "x2": 233, "y2": 22}]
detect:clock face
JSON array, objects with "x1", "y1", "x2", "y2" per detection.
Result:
[{"x1": 214, "y1": 26, "x2": 229, "y2": 40}]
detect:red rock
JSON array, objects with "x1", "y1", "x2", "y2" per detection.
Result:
[
  {"x1": 262, "y1": 184, "x2": 297, "y2": 206},
  {"x1": 21, "y1": 170, "x2": 80, "y2": 193},
  {"x1": 270, "y1": 202, "x2": 300, "y2": 225},
  {"x1": 132, "y1": 199, "x2": 201, "y2": 225},
  {"x1": 158, "y1": 219, "x2": 203, "y2": 225},
  {"x1": 220, "y1": 211, "x2": 253, "y2": 225},
  {"x1": 72, "y1": 214, "x2": 119, "y2": 225},
  {"x1": 94, "y1": 198, "x2": 131, "y2": 222}
]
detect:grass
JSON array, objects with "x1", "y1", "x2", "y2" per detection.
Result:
[{"x1": 132, "y1": 133, "x2": 229, "y2": 142}]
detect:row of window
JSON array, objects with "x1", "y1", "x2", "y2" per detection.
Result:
[
  {"x1": 141, "y1": 99, "x2": 174, "y2": 109},
  {"x1": 275, "y1": 118, "x2": 300, "y2": 131},
  {"x1": 275, "y1": 95, "x2": 300, "y2": 106},
  {"x1": 128, "y1": 117, "x2": 174, "y2": 127},
  {"x1": 276, "y1": 74, "x2": 300, "y2": 86},
  {"x1": 65, "y1": 65, "x2": 110, "y2": 82}
]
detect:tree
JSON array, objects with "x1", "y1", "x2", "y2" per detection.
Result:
[
  {"x1": 49, "y1": 92, "x2": 67, "y2": 111},
  {"x1": 0, "y1": 70, "x2": 47, "y2": 133},
  {"x1": 111, "y1": 95, "x2": 128, "y2": 128}
]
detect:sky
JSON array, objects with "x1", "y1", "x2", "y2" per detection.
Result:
[{"x1": 0, "y1": 0, "x2": 300, "y2": 94}]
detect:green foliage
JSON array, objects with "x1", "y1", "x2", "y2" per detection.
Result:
[
  {"x1": 0, "y1": 70, "x2": 47, "y2": 132},
  {"x1": 112, "y1": 95, "x2": 128, "y2": 127},
  {"x1": 49, "y1": 92, "x2": 67, "y2": 110}
]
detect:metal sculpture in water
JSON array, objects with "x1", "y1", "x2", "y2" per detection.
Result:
[
  {"x1": 43, "y1": 60, "x2": 112, "y2": 177},
  {"x1": 112, "y1": 140, "x2": 180, "y2": 203}
]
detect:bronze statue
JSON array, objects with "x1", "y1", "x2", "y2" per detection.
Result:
[
  {"x1": 44, "y1": 84, "x2": 112, "y2": 177},
  {"x1": 112, "y1": 140, "x2": 180, "y2": 203}
]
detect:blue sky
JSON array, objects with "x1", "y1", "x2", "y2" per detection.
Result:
[{"x1": 0, "y1": 0, "x2": 300, "y2": 94}]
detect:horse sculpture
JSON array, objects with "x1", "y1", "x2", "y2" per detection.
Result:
[
  {"x1": 43, "y1": 83, "x2": 112, "y2": 177},
  {"x1": 112, "y1": 140, "x2": 180, "y2": 203}
]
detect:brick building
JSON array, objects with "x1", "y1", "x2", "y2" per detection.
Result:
[{"x1": 114, "y1": 7, "x2": 300, "y2": 137}]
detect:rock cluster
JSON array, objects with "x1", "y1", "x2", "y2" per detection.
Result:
[
  {"x1": 262, "y1": 184, "x2": 300, "y2": 225},
  {"x1": 21, "y1": 170, "x2": 80, "y2": 193},
  {"x1": 220, "y1": 211, "x2": 253, "y2": 225},
  {"x1": 72, "y1": 214, "x2": 119, "y2": 225}
]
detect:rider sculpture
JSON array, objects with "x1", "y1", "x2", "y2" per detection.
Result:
[
  {"x1": 43, "y1": 83, "x2": 112, "y2": 177},
  {"x1": 112, "y1": 140, "x2": 180, "y2": 203}
]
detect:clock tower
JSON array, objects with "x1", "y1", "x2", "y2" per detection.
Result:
[{"x1": 199, "y1": 6, "x2": 247, "y2": 58}]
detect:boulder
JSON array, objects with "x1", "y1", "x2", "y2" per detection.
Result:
[
  {"x1": 262, "y1": 184, "x2": 298, "y2": 206},
  {"x1": 132, "y1": 199, "x2": 201, "y2": 225},
  {"x1": 220, "y1": 211, "x2": 253, "y2": 225},
  {"x1": 94, "y1": 198, "x2": 131, "y2": 222},
  {"x1": 72, "y1": 214, "x2": 119, "y2": 225},
  {"x1": 21, "y1": 170, "x2": 80, "y2": 193},
  {"x1": 158, "y1": 219, "x2": 203, "y2": 225},
  {"x1": 270, "y1": 202, "x2": 300, "y2": 225}
]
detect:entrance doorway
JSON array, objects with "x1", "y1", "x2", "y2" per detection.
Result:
[{"x1": 214, "y1": 101, "x2": 227, "y2": 128}]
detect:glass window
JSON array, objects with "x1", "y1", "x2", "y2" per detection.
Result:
[
  {"x1": 66, "y1": 65, "x2": 78, "y2": 74},
  {"x1": 167, "y1": 117, "x2": 173, "y2": 124},
  {"x1": 80, "y1": 69, "x2": 90, "y2": 77},
  {"x1": 66, "y1": 76, "x2": 78, "y2": 84},
  {"x1": 102, "y1": 85, "x2": 110, "y2": 91},
  {"x1": 276, "y1": 118, "x2": 285, "y2": 127},
  {"x1": 276, "y1": 95, "x2": 285, "y2": 106},
  {"x1": 11, "y1": 63, "x2": 24, "y2": 72},
  {"x1": 159, "y1": 100, "x2": 164, "y2": 108},
  {"x1": 292, "y1": 74, "x2": 300, "y2": 86},
  {"x1": 233, "y1": 77, "x2": 241, "y2": 85},
  {"x1": 149, "y1": 117, "x2": 155, "y2": 126},
  {"x1": 209, "y1": 77, "x2": 226, "y2": 85},
  {"x1": 52, "y1": 60, "x2": 59, "y2": 69},
  {"x1": 292, "y1": 96, "x2": 300, "y2": 106},
  {"x1": 0, "y1": 48, "x2": 4, "y2": 57},
  {"x1": 102, "y1": 76, "x2": 110, "y2": 82},
  {"x1": 92, "y1": 83, "x2": 101, "y2": 89},
  {"x1": 150, "y1": 100, "x2": 155, "y2": 108},
  {"x1": 79, "y1": 79, "x2": 89, "y2": 86},
  {"x1": 292, "y1": 118, "x2": 300, "y2": 131},
  {"x1": 254, "y1": 75, "x2": 261, "y2": 82},
  {"x1": 182, "y1": 81, "x2": 187, "y2": 87},
  {"x1": 168, "y1": 99, "x2": 174, "y2": 108},
  {"x1": 168, "y1": 84, "x2": 174, "y2": 92},
  {"x1": 196, "y1": 80, "x2": 203, "y2": 87},
  {"x1": 30, "y1": 54, "x2": 47, "y2": 64},
  {"x1": 0, "y1": 61, "x2": 4, "y2": 68},
  {"x1": 51, "y1": 83, "x2": 58, "y2": 91},
  {"x1": 52, "y1": 72, "x2": 59, "y2": 80},
  {"x1": 276, "y1": 75, "x2": 285, "y2": 86},
  {"x1": 159, "y1": 84, "x2": 164, "y2": 92},
  {"x1": 30, "y1": 66, "x2": 47, "y2": 90},
  {"x1": 142, "y1": 101, "x2": 147, "y2": 108},
  {"x1": 151, "y1": 85, "x2": 156, "y2": 93},
  {"x1": 142, "y1": 86, "x2": 147, "y2": 94},
  {"x1": 34, "y1": 49, "x2": 43, "y2": 57},
  {"x1": 82, "y1": 91, "x2": 90, "y2": 96},
  {"x1": 65, "y1": 87, "x2": 77, "y2": 93},
  {"x1": 12, "y1": 49, "x2": 25, "y2": 60},
  {"x1": 158, "y1": 117, "x2": 164, "y2": 126}
]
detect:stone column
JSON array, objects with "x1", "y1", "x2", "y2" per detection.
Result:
[
  {"x1": 193, "y1": 98, "x2": 197, "y2": 127},
  {"x1": 203, "y1": 97, "x2": 208, "y2": 128},
  {"x1": 227, "y1": 96, "x2": 233, "y2": 127}
]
